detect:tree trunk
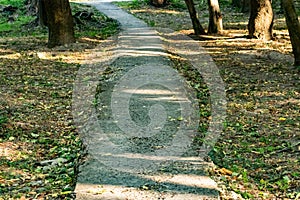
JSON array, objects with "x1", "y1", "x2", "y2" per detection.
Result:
[
  {"x1": 282, "y1": 0, "x2": 300, "y2": 66},
  {"x1": 207, "y1": 0, "x2": 223, "y2": 34},
  {"x1": 42, "y1": 0, "x2": 75, "y2": 48},
  {"x1": 150, "y1": 0, "x2": 167, "y2": 7},
  {"x1": 248, "y1": 0, "x2": 274, "y2": 40},
  {"x1": 38, "y1": 0, "x2": 47, "y2": 26},
  {"x1": 184, "y1": 0, "x2": 206, "y2": 35}
]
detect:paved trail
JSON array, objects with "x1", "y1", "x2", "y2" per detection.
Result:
[{"x1": 73, "y1": 1, "x2": 221, "y2": 199}]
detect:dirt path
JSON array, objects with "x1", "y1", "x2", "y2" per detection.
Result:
[{"x1": 72, "y1": 1, "x2": 226, "y2": 200}]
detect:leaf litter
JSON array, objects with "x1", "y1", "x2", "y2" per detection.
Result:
[
  {"x1": 117, "y1": 0, "x2": 300, "y2": 199},
  {"x1": 0, "y1": 2, "x2": 119, "y2": 199}
]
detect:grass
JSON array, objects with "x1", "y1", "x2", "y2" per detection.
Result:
[
  {"x1": 0, "y1": 0, "x2": 35, "y2": 36},
  {"x1": 0, "y1": 1, "x2": 120, "y2": 199},
  {"x1": 71, "y1": 3, "x2": 120, "y2": 39},
  {"x1": 0, "y1": 0, "x2": 25, "y2": 7}
]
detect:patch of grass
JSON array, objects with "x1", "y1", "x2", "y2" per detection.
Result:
[
  {"x1": 168, "y1": 0, "x2": 186, "y2": 10},
  {"x1": 0, "y1": 15, "x2": 34, "y2": 32},
  {"x1": 0, "y1": 0, "x2": 34, "y2": 36},
  {"x1": 116, "y1": 0, "x2": 148, "y2": 9},
  {"x1": 71, "y1": 3, "x2": 120, "y2": 39}
]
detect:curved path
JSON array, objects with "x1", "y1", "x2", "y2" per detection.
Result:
[{"x1": 73, "y1": 1, "x2": 222, "y2": 199}]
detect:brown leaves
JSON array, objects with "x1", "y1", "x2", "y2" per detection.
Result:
[{"x1": 219, "y1": 168, "x2": 233, "y2": 176}]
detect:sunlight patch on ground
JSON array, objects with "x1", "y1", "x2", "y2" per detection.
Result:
[
  {"x1": 0, "y1": 53, "x2": 21, "y2": 59},
  {"x1": 0, "y1": 142, "x2": 30, "y2": 161},
  {"x1": 131, "y1": 9, "x2": 182, "y2": 15},
  {"x1": 36, "y1": 52, "x2": 88, "y2": 64},
  {"x1": 143, "y1": 174, "x2": 218, "y2": 189}
]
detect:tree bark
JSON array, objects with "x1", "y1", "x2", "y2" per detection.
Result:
[
  {"x1": 207, "y1": 0, "x2": 223, "y2": 34},
  {"x1": 150, "y1": 0, "x2": 167, "y2": 7},
  {"x1": 38, "y1": 0, "x2": 47, "y2": 26},
  {"x1": 248, "y1": 0, "x2": 274, "y2": 40},
  {"x1": 184, "y1": 0, "x2": 206, "y2": 35},
  {"x1": 42, "y1": 0, "x2": 75, "y2": 48},
  {"x1": 282, "y1": 0, "x2": 300, "y2": 66}
]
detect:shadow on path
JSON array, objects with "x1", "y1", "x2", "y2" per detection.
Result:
[{"x1": 73, "y1": 1, "x2": 225, "y2": 199}]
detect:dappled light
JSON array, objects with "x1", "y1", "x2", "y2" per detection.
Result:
[{"x1": 1, "y1": 0, "x2": 299, "y2": 199}]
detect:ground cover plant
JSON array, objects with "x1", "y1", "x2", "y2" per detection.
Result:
[
  {"x1": 116, "y1": 0, "x2": 300, "y2": 199},
  {"x1": 0, "y1": 1, "x2": 119, "y2": 199}
]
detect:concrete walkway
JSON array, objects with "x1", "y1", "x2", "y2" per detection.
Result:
[{"x1": 73, "y1": 1, "x2": 222, "y2": 199}]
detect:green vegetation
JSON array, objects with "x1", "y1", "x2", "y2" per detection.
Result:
[
  {"x1": 0, "y1": 0, "x2": 35, "y2": 36},
  {"x1": 0, "y1": 1, "x2": 119, "y2": 199},
  {"x1": 0, "y1": 0, "x2": 119, "y2": 39},
  {"x1": 0, "y1": 0, "x2": 25, "y2": 7},
  {"x1": 71, "y1": 3, "x2": 119, "y2": 39}
]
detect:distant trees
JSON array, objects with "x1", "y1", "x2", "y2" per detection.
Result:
[
  {"x1": 282, "y1": 0, "x2": 300, "y2": 66},
  {"x1": 248, "y1": 0, "x2": 274, "y2": 40},
  {"x1": 232, "y1": 0, "x2": 250, "y2": 13}
]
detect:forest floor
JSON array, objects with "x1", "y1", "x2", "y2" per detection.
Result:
[
  {"x1": 115, "y1": 0, "x2": 300, "y2": 199},
  {"x1": 0, "y1": 2, "x2": 119, "y2": 199},
  {"x1": 0, "y1": 0, "x2": 299, "y2": 199}
]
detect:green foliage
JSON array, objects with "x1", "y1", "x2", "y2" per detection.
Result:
[
  {"x1": 0, "y1": 0, "x2": 25, "y2": 7},
  {"x1": 168, "y1": 0, "x2": 186, "y2": 10},
  {"x1": 218, "y1": 0, "x2": 231, "y2": 7},
  {"x1": 0, "y1": 15, "x2": 34, "y2": 33},
  {"x1": 0, "y1": 114, "x2": 7, "y2": 128},
  {"x1": 131, "y1": 0, "x2": 146, "y2": 9},
  {"x1": 71, "y1": 3, "x2": 120, "y2": 39},
  {"x1": 116, "y1": 0, "x2": 148, "y2": 9},
  {"x1": 0, "y1": 0, "x2": 35, "y2": 36}
]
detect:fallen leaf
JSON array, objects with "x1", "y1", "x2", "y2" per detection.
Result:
[{"x1": 219, "y1": 168, "x2": 233, "y2": 176}]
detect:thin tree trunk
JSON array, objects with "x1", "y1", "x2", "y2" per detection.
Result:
[
  {"x1": 184, "y1": 0, "x2": 206, "y2": 35},
  {"x1": 248, "y1": 0, "x2": 274, "y2": 40},
  {"x1": 42, "y1": 0, "x2": 75, "y2": 48},
  {"x1": 208, "y1": 0, "x2": 223, "y2": 34},
  {"x1": 38, "y1": 0, "x2": 47, "y2": 26},
  {"x1": 282, "y1": 0, "x2": 300, "y2": 66}
]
